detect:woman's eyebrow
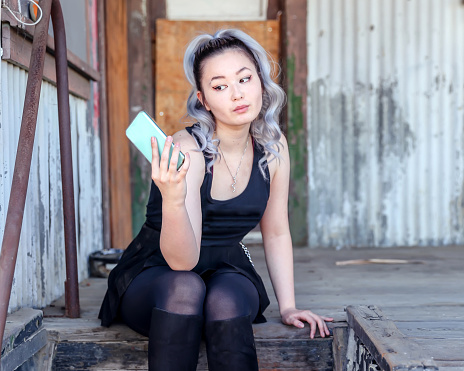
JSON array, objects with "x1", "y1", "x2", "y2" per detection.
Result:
[
  {"x1": 210, "y1": 75, "x2": 225, "y2": 83},
  {"x1": 236, "y1": 66, "x2": 251, "y2": 75},
  {"x1": 210, "y1": 67, "x2": 252, "y2": 83}
]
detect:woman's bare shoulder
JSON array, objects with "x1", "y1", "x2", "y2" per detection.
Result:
[
  {"x1": 173, "y1": 128, "x2": 205, "y2": 181},
  {"x1": 172, "y1": 129, "x2": 199, "y2": 151},
  {"x1": 267, "y1": 133, "x2": 290, "y2": 180}
]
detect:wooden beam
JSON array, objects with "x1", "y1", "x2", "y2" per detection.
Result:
[
  {"x1": 97, "y1": 0, "x2": 111, "y2": 251},
  {"x1": 346, "y1": 305, "x2": 438, "y2": 371},
  {"x1": 1, "y1": 24, "x2": 94, "y2": 100},
  {"x1": 104, "y1": 0, "x2": 132, "y2": 249},
  {"x1": 266, "y1": 0, "x2": 282, "y2": 19},
  {"x1": 127, "y1": 0, "x2": 154, "y2": 236},
  {"x1": 282, "y1": 0, "x2": 308, "y2": 246},
  {"x1": 1, "y1": 12, "x2": 100, "y2": 82},
  {"x1": 150, "y1": 0, "x2": 166, "y2": 29}
]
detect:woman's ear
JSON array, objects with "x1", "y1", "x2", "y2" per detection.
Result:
[{"x1": 196, "y1": 91, "x2": 210, "y2": 111}]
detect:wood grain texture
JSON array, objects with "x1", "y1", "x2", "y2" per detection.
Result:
[
  {"x1": 346, "y1": 305, "x2": 438, "y2": 371},
  {"x1": 127, "y1": 0, "x2": 154, "y2": 236},
  {"x1": 0, "y1": 16, "x2": 100, "y2": 82},
  {"x1": 45, "y1": 324, "x2": 334, "y2": 370},
  {"x1": 43, "y1": 291, "x2": 337, "y2": 370},
  {"x1": 105, "y1": 0, "x2": 133, "y2": 249},
  {"x1": 2, "y1": 24, "x2": 91, "y2": 99},
  {"x1": 332, "y1": 326, "x2": 348, "y2": 371},
  {"x1": 154, "y1": 19, "x2": 280, "y2": 135},
  {"x1": 97, "y1": 0, "x2": 111, "y2": 251},
  {"x1": 267, "y1": 0, "x2": 283, "y2": 20},
  {"x1": 283, "y1": 0, "x2": 308, "y2": 246},
  {"x1": 395, "y1": 321, "x2": 464, "y2": 339},
  {"x1": 37, "y1": 245, "x2": 464, "y2": 369}
]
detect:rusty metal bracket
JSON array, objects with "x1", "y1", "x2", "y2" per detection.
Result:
[{"x1": 0, "y1": 0, "x2": 80, "y2": 359}]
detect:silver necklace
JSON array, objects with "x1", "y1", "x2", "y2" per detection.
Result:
[{"x1": 218, "y1": 135, "x2": 249, "y2": 192}]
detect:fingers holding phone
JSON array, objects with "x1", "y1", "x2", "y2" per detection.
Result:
[
  {"x1": 170, "y1": 142, "x2": 190, "y2": 177},
  {"x1": 151, "y1": 136, "x2": 189, "y2": 202}
]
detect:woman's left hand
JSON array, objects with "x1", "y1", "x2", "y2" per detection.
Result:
[{"x1": 281, "y1": 308, "x2": 333, "y2": 339}]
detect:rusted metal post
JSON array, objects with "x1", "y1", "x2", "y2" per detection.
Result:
[
  {"x1": 0, "y1": 0, "x2": 53, "y2": 354},
  {"x1": 0, "y1": 0, "x2": 80, "y2": 353},
  {"x1": 51, "y1": 0, "x2": 80, "y2": 319}
]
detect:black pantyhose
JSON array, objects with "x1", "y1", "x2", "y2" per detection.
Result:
[
  {"x1": 120, "y1": 266, "x2": 206, "y2": 336},
  {"x1": 204, "y1": 272, "x2": 259, "y2": 322},
  {"x1": 120, "y1": 266, "x2": 259, "y2": 335},
  {"x1": 119, "y1": 266, "x2": 260, "y2": 370}
]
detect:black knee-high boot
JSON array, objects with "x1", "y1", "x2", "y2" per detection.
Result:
[
  {"x1": 204, "y1": 315, "x2": 259, "y2": 371},
  {"x1": 149, "y1": 307, "x2": 203, "y2": 371}
]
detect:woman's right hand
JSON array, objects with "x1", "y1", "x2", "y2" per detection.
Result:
[{"x1": 151, "y1": 135, "x2": 190, "y2": 207}]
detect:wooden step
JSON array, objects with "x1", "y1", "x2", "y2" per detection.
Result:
[
  {"x1": 1, "y1": 308, "x2": 48, "y2": 371},
  {"x1": 42, "y1": 316, "x2": 344, "y2": 370},
  {"x1": 346, "y1": 305, "x2": 440, "y2": 371}
]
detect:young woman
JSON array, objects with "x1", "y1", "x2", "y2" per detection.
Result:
[{"x1": 99, "y1": 29, "x2": 333, "y2": 371}]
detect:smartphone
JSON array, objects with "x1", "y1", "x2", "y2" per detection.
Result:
[{"x1": 126, "y1": 111, "x2": 185, "y2": 170}]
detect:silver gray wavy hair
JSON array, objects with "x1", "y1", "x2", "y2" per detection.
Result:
[{"x1": 183, "y1": 29, "x2": 286, "y2": 177}]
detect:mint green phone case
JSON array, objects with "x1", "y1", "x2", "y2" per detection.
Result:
[{"x1": 126, "y1": 111, "x2": 185, "y2": 170}]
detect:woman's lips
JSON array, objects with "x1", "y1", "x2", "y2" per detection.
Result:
[{"x1": 234, "y1": 105, "x2": 249, "y2": 113}]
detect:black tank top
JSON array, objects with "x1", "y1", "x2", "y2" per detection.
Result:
[
  {"x1": 99, "y1": 125, "x2": 271, "y2": 326},
  {"x1": 146, "y1": 125, "x2": 270, "y2": 266}
]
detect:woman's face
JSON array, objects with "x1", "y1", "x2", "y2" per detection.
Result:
[{"x1": 197, "y1": 49, "x2": 263, "y2": 129}]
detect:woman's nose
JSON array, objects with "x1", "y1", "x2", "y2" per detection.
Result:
[{"x1": 231, "y1": 84, "x2": 243, "y2": 100}]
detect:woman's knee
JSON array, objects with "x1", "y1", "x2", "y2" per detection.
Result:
[
  {"x1": 204, "y1": 273, "x2": 259, "y2": 322},
  {"x1": 158, "y1": 270, "x2": 206, "y2": 315}
]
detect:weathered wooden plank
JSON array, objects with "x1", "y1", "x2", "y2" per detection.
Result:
[
  {"x1": 1, "y1": 24, "x2": 91, "y2": 100},
  {"x1": 395, "y1": 321, "x2": 464, "y2": 339},
  {"x1": 44, "y1": 306, "x2": 335, "y2": 370},
  {"x1": 2, "y1": 308, "x2": 43, "y2": 355},
  {"x1": 1, "y1": 308, "x2": 47, "y2": 371},
  {"x1": 332, "y1": 326, "x2": 348, "y2": 371},
  {"x1": 49, "y1": 337, "x2": 334, "y2": 370},
  {"x1": 283, "y1": 0, "x2": 309, "y2": 246},
  {"x1": 127, "y1": 0, "x2": 155, "y2": 236},
  {"x1": 253, "y1": 317, "x2": 341, "y2": 340},
  {"x1": 1, "y1": 328, "x2": 48, "y2": 371},
  {"x1": 256, "y1": 339, "x2": 333, "y2": 370},
  {"x1": 44, "y1": 320, "x2": 146, "y2": 343},
  {"x1": 1, "y1": 7, "x2": 100, "y2": 82},
  {"x1": 412, "y1": 339, "x2": 464, "y2": 363},
  {"x1": 97, "y1": 0, "x2": 112, "y2": 251},
  {"x1": 105, "y1": 0, "x2": 133, "y2": 249},
  {"x1": 43, "y1": 315, "x2": 340, "y2": 345},
  {"x1": 378, "y1": 305, "x2": 464, "y2": 322},
  {"x1": 346, "y1": 305, "x2": 438, "y2": 371},
  {"x1": 52, "y1": 341, "x2": 149, "y2": 370}
]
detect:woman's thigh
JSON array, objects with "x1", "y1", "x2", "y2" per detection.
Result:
[{"x1": 204, "y1": 272, "x2": 259, "y2": 322}]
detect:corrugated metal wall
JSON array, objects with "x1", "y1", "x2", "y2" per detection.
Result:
[
  {"x1": 0, "y1": 61, "x2": 103, "y2": 312},
  {"x1": 307, "y1": 0, "x2": 464, "y2": 248}
]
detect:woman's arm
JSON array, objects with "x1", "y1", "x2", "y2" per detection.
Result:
[
  {"x1": 260, "y1": 135, "x2": 333, "y2": 338},
  {"x1": 152, "y1": 130, "x2": 204, "y2": 271}
]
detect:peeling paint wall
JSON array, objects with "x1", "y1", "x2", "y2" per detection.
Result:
[
  {"x1": 0, "y1": 61, "x2": 103, "y2": 312},
  {"x1": 307, "y1": 0, "x2": 464, "y2": 247}
]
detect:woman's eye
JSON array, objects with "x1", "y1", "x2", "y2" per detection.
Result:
[
  {"x1": 240, "y1": 76, "x2": 251, "y2": 83},
  {"x1": 213, "y1": 85, "x2": 226, "y2": 91}
]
